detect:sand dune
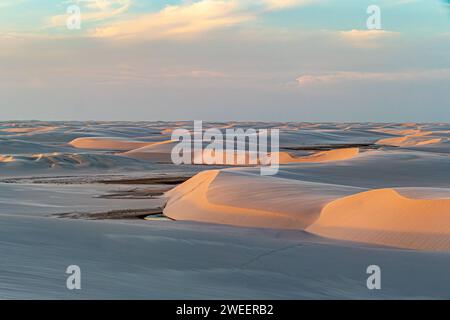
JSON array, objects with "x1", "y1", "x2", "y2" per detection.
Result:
[
  {"x1": 2, "y1": 121, "x2": 450, "y2": 299},
  {"x1": 164, "y1": 169, "x2": 450, "y2": 251},
  {"x1": 372, "y1": 128, "x2": 428, "y2": 136},
  {"x1": 160, "y1": 128, "x2": 173, "y2": 135},
  {"x1": 120, "y1": 140, "x2": 176, "y2": 162},
  {"x1": 375, "y1": 127, "x2": 445, "y2": 148},
  {"x1": 164, "y1": 170, "x2": 360, "y2": 229},
  {"x1": 69, "y1": 137, "x2": 151, "y2": 151},
  {"x1": 123, "y1": 145, "x2": 359, "y2": 165},
  {"x1": 307, "y1": 188, "x2": 450, "y2": 251},
  {"x1": 0, "y1": 155, "x2": 15, "y2": 163},
  {"x1": 0, "y1": 126, "x2": 56, "y2": 134},
  {"x1": 377, "y1": 135, "x2": 443, "y2": 147},
  {"x1": 283, "y1": 148, "x2": 359, "y2": 163},
  {"x1": 199, "y1": 148, "x2": 360, "y2": 165}
]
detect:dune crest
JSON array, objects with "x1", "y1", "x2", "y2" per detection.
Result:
[
  {"x1": 307, "y1": 188, "x2": 450, "y2": 251},
  {"x1": 69, "y1": 137, "x2": 152, "y2": 151}
]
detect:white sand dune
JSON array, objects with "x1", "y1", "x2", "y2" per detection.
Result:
[
  {"x1": 2, "y1": 121, "x2": 450, "y2": 298},
  {"x1": 164, "y1": 170, "x2": 360, "y2": 229},
  {"x1": 307, "y1": 188, "x2": 450, "y2": 251},
  {"x1": 0, "y1": 152, "x2": 155, "y2": 174},
  {"x1": 69, "y1": 137, "x2": 151, "y2": 151},
  {"x1": 164, "y1": 170, "x2": 450, "y2": 251}
]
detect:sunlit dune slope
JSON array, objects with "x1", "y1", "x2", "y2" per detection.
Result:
[
  {"x1": 307, "y1": 188, "x2": 450, "y2": 251},
  {"x1": 69, "y1": 137, "x2": 151, "y2": 151},
  {"x1": 164, "y1": 170, "x2": 360, "y2": 229}
]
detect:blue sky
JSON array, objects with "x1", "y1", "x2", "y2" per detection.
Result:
[{"x1": 1, "y1": 0, "x2": 449, "y2": 121}]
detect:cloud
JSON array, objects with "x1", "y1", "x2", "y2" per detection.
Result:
[
  {"x1": 339, "y1": 29, "x2": 399, "y2": 48},
  {"x1": 94, "y1": 0, "x2": 251, "y2": 38},
  {"x1": 92, "y1": 0, "x2": 316, "y2": 39},
  {"x1": 50, "y1": 0, "x2": 131, "y2": 27},
  {"x1": 296, "y1": 69, "x2": 450, "y2": 86},
  {"x1": 0, "y1": 0, "x2": 26, "y2": 8},
  {"x1": 261, "y1": 0, "x2": 316, "y2": 10}
]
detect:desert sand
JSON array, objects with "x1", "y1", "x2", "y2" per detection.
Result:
[{"x1": 1, "y1": 121, "x2": 450, "y2": 298}]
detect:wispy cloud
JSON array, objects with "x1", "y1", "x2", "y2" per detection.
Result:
[
  {"x1": 296, "y1": 69, "x2": 450, "y2": 85},
  {"x1": 339, "y1": 29, "x2": 399, "y2": 48},
  {"x1": 262, "y1": 0, "x2": 316, "y2": 10},
  {"x1": 50, "y1": 0, "x2": 131, "y2": 27},
  {"x1": 92, "y1": 0, "x2": 317, "y2": 39}
]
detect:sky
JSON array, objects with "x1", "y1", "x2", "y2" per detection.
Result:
[{"x1": 1, "y1": 0, "x2": 449, "y2": 122}]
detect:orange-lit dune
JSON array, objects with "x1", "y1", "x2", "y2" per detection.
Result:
[
  {"x1": 120, "y1": 140, "x2": 176, "y2": 161},
  {"x1": 69, "y1": 137, "x2": 151, "y2": 151},
  {"x1": 164, "y1": 170, "x2": 450, "y2": 251},
  {"x1": 0, "y1": 126, "x2": 56, "y2": 134},
  {"x1": 283, "y1": 148, "x2": 359, "y2": 163},
  {"x1": 122, "y1": 144, "x2": 359, "y2": 165},
  {"x1": 307, "y1": 189, "x2": 450, "y2": 251},
  {"x1": 163, "y1": 170, "x2": 358, "y2": 229},
  {"x1": 204, "y1": 148, "x2": 360, "y2": 165},
  {"x1": 375, "y1": 129, "x2": 445, "y2": 147},
  {"x1": 0, "y1": 155, "x2": 15, "y2": 162},
  {"x1": 160, "y1": 128, "x2": 173, "y2": 135},
  {"x1": 377, "y1": 135, "x2": 443, "y2": 147},
  {"x1": 195, "y1": 148, "x2": 359, "y2": 165}
]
